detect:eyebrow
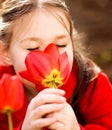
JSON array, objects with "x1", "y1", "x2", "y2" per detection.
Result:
[
  {"x1": 20, "y1": 34, "x2": 69, "y2": 43},
  {"x1": 55, "y1": 35, "x2": 69, "y2": 40},
  {"x1": 20, "y1": 37, "x2": 41, "y2": 43}
]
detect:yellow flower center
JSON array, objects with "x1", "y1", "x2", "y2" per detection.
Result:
[{"x1": 42, "y1": 69, "x2": 63, "y2": 88}]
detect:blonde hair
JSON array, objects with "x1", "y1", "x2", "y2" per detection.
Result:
[
  {"x1": 0, "y1": 0, "x2": 37, "y2": 44},
  {"x1": 0, "y1": 0, "x2": 75, "y2": 47}
]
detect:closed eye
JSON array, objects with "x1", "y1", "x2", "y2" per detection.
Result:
[
  {"x1": 56, "y1": 44, "x2": 66, "y2": 48},
  {"x1": 27, "y1": 47, "x2": 39, "y2": 51}
]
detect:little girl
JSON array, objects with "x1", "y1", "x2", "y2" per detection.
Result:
[{"x1": 0, "y1": 0, "x2": 112, "y2": 130}]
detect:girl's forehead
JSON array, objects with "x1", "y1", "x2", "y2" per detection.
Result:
[
  {"x1": 13, "y1": 8, "x2": 69, "y2": 28},
  {"x1": 11, "y1": 8, "x2": 70, "y2": 42}
]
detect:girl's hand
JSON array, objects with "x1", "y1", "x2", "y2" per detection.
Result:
[
  {"x1": 48, "y1": 102, "x2": 80, "y2": 130},
  {"x1": 21, "y1": 88, "x2": 66, "y2": 130}
]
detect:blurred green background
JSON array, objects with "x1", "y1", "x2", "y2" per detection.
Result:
[{"x1": 67, "y1": 0, "x2": 112, "y2": 81}]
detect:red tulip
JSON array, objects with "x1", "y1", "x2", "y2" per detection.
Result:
[
  {"x1": 20, "y1": 43, "x2": 77, "y2": 99},
  {"x1": 0, "y1": 74, "x2": 24, "y2": 113},
  {"x1": 0, "y1": 74, "x2": 24, "y2": 130}
]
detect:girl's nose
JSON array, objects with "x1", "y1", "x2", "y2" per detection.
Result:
[{"x1": 39, "y1": 43, "x2": 55, "y2": 51}]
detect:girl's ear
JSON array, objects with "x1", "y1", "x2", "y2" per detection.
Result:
[{"x1": 0, "y1": 40, "x2": 12, "y2": 65}]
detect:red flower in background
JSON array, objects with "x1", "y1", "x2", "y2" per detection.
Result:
[
  {"x1": 20, "y1": 43, "x2": 77, "y2": 99},
  {"x1": 0, "y1": 74, "x2": 24, "y2": 113},
  {"x1": 0, "y1": 74, "x2": 24, "y2": 130}
]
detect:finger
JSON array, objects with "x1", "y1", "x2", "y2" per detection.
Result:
[
  {"x1": 48, "y1": 122, "x2": 64, "y2": 130},
  {"x1": 32, "y1": 117, "x2": 57, "y2": 129},
  {"x1": 31, "y1": 103, "x2": 64, "y2": 119},
  {"x1": 38, "y1": 88, "x2": 65, "y2": 96},
  {"x1": 28, "y1": 94, "x2": 66, "y2": 110}
]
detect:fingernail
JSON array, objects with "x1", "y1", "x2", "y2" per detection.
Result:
[
  {"x1": 61, "y1": 97, "x2": 66, "y2": 102},
  {"x1": 59, "y1": 89, "x2": 65, "y2": 95}
]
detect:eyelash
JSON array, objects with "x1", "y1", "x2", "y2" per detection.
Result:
[
  {"x1": 27, "y1": 47, "x2": 39, "y2": 51},
  {"x1": 56, "y1": 44, "x2": 66, "y2": 48}
]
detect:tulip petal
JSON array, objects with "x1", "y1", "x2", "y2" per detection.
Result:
[
  {"x1": 59, "y1": 52, "x2": 70, "y2": 83},
  {"x1": 0, "y1": 74, "x2": 24, "y2": 112},
  {"x1": 19, "y1": 70, "x2": 36, "y2": 83},
  {"x1": 8, "y1": 76, "x2": 24, "y2": 111},
  {"x1": 60, "y1": 63, "x2": 78, "y2": 99},
  {"x1": 0, "y1": 85, "x2": 5, "y2": 110},
  {"x1": 44, "y1": 43, "x2": 60, "y2": 69},
  {"x1": 25, "y1": 51, "x2": 52, "y2": 80}
]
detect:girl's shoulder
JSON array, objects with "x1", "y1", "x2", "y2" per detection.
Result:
[
  {"x1": 87, "y1": 59, "x2": 111, "y2": 87},
  {"x1": 93, "y1": 72, "x2": 112, "y2": 87},
  {"x1": 89, "y1": 60, "x2": 111, "y2": 85}
]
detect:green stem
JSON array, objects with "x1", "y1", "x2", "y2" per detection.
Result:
[
  {"x1": 52, "y1": 80, "x2": 55, "y2": 88},
  {"x1": 6, "y1": 110, "x2": 13, "y2": 130}
]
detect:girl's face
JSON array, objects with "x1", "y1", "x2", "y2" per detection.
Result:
[{"x1": 7, "y1": 9, "x2": 73, "y2": 88}]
